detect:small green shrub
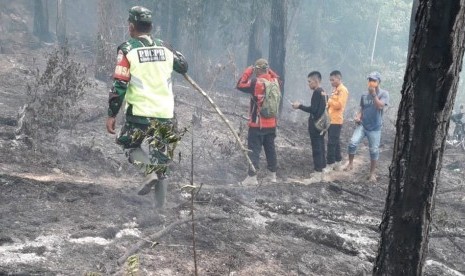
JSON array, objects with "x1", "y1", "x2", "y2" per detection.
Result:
[{"x1": 16, "y1": 44, "x2": 93, "y2": 148}]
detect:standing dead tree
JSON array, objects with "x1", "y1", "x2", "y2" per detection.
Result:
[
  {"x1": 247, "y1": 0, "x2": 264, "y2": 65},
  {"x1": 33, "y1": 0, "x2": 50, "y2": 42},
  {"x1": 269, "y1": 0, "x2": 287, "y2": 114},
  {"x1": 95, "y1": 0, "x2": 118, "y2": 81},
  {"x1": 56, "y1": 0, "x2": 67, "y2": 45},
  {"x1": 373, "y1": 0, "x2": 465, "y2": 275}
]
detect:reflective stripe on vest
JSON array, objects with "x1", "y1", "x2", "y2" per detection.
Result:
[{"x1": 125, "y1": 46, "x2": 174, "y2": 118}]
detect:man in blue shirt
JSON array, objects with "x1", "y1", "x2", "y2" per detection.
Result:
[{"x1": 344, "y1": 71, "x2": 389, "y2": 181}]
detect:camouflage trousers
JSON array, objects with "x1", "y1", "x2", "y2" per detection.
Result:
[{"x1": 117, "y1": 118, "x2": 185, "y2": 176}]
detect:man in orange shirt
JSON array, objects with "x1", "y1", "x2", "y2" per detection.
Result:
[{"x1": 324, "y1": 70, "x2": 349, "y2": 172}]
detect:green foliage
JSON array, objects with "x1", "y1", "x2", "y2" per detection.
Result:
[
  {"x1": 126, "y1": 255, "x2": 140, "y2": 276},
  {"x1": 17, "y1": 44, "x2": 93, "y2": 147}
]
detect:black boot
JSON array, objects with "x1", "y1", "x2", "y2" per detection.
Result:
[{"x1": 138, "y1": 173, "x2": 158, "y2": 195}]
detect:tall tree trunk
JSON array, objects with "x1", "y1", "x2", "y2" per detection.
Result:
[
  {"x1": 269, "y1": 0, "x2": 287, "y2": 114},
  {"x1": 168, "y1": 0, "x2": 181, "y2": 47},
  {"x1": 407, "y1": 0, "x2": 420, "y2": 60},
  {"x1": 247, "y1": 0, "x2": 263, "y2": 65},
  {"x1": 94, "y1": 0, "x2": 115, "y2": 82},
  {"x1": 56, "y1": 0, "x2": 67, "y2": 45},
  {"x1": 373, "y1": 1, "x2": 465, "y2": 275},
  {"x1": 186, "y1": 0, "x2": 207, "y2": 82},
  {"x1": 33, "y1": 0, "x2": 50, "y2": 41}
]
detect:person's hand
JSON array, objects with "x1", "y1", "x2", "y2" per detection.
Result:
[
  {"x1": 106, "y1": 117, "x2": 116, "y2": 134},
  {"x1": 354, "y1": 112, "x2": 362, "y2": 124},
  {"x1": 291, "y1": 101, "x2": 301, "y2": 109},
  {"x1": 368, "y1": 86, "x2": 376, "y2": 95}
]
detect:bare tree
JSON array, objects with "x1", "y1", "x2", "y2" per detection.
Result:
[
  {"x1": 406, "y1": 0, "x2": 420, "y2": 60},
  {"x1": 247, "y1": 0, "x2": 264, "y2": 65},
  {"x1": 56, "y1": 0, "x2": 67, "y2": 45},
  {"x1": 94, "y1": 0, "x2": 117, "y2": 81},
  {"x1": 33, "y1": 0, "x2": 50, "y2": 41},
  {"x1": 269, "y1": 0, "x2": 287, "y2": 113},
  {"x1": 186, "y1": 0, "x2": 208, "y2": 81},
  {"x1": 373, "y1": 0, "x2": 465, "y2": 275}
]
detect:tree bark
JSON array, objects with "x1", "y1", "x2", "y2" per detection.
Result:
[
  {"x1": 56, "y1": 0, "x2": 67, "y2": 45},
  {"x1": 407, "y1": 0, "x2": 420, "y2": 60},
  {"x1": 247, "y1": 0, "x2": 263, "y2": 65},
  {"x1": 269, "y1": 0, "x2": 287, "y2": 114},
  {"x1": 168, "y1": 0, "x2": 181, "y2": 48},
  {"x1": 94, "y1": 0, "x2": 115, "y2": 82},
  {"x1": 373, "y1": 1, "x2": 465, "y2": 275},
  {"x1": 186, "y1": 1, "x2": 207, "y2": 81},
  {"x1": 33, "y1": 0, "x2": 50, "y2": 41}
]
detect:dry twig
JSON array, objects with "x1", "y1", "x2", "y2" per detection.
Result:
[
  {"x1": 183, "y1": 73, "x2": 256, "y2": 173},
  {"x1": 117, "y1": 214, "x2": 228, "y2": 265}
]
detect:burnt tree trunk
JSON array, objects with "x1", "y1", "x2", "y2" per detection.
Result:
[
  {"x1": 33, "y1": 0, "x2": 50, "y2": 41},
  {"x1": 247, "y1": 0, "x2": 263, "y2": 65},
  {"x1": 373, "y1": 1, "x2": 465, "y2": 275},
  {"x1": 407, "y1": 0, "x2": 420, "y2": 60},
  {"x1": 56, "y1": 0, "x2": 67, "y2": 45},
  {"x1": 269, "y1": 0, "x2": 287, "y2": 114}
]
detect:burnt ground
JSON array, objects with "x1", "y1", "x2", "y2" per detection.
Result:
[{"x1": 1, "y1": 47, "x2": 465, "y2": 276}]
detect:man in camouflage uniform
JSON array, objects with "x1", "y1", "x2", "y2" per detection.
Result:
[{"x1": 106, "y1": 6, "x2": 188, "y2": 208}]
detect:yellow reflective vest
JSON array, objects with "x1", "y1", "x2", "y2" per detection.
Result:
[{"x1": 125, "y1": 37, "x2": 175, "y2": 119}]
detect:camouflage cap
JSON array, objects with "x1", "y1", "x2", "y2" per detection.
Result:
[
  {"x1": 254, "y1": 58, "x2": 269, "y2": 70},
  {"x1": 367, "y1": 71, "x2": 382, "y2": 82},
  {"x1": 128, "y1": 6, "x2": 152, "y2": 23}
]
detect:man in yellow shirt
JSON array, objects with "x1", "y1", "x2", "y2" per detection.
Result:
[{"x1": 324, "y1": 70, "x2": 349, "y2": 172}]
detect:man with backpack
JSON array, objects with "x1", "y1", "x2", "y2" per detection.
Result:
[{"x1": 236, "y1": 58, "x2": 281, "y2": 185}]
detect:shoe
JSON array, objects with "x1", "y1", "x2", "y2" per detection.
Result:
[
  {"x1": 302, "y1": 172, "x2": 323, "y2": 184},
  {"x1": 265, "y1": 172, "x2": 277, "y2": 183},
  {"x1": 241, "y1": 175, "x2": 258, "y2": 186},
  {"x1": 138, "y1": 173, "x2": 158, "y2": 195},
  {"x1": 322, "y1": 165, "x2": 333, "y2": 174},
  {"x1": 333, "y1": 161, "x2": 343, "y2": 171}
]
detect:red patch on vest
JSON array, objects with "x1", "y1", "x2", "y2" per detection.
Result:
[{"x1": 113, "y1": 50, "x2": 130, "y2": 81}]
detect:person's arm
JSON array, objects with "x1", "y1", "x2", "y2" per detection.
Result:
[
  {"x1": 354, "y1": 96, "x2": 363, "y2": 124},
  {"x1": 369, "y1": 87, "x2": 386, "y2": 110},
  {"x1": 107, "y1": 49, "x2": 130, "y2": 134},
  {"x1": 307, "y1": 88, "x2": 325, "y2": 116},
  {"x1": 328, "y1": 86, "x2": 348, "y2": 111},
  {"x1": 158, "y1": 40, "x2": 188, "y2": 74},
  {"x1": 297, "y1": 104, "x2": 312, "y2": 113},
  {"x1": 236, "y1": 66, "x2": 257, "y2": 94},
  {"x1": 293, "y1": 89, "x2": 324, "y2": 115}
]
